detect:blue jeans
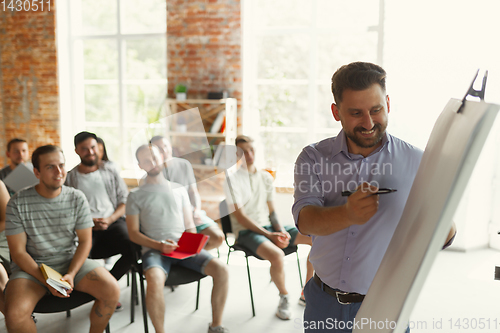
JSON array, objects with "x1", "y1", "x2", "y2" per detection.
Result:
[{"x1": 302, "y1": 278, "x2": 410, "y2": 333}]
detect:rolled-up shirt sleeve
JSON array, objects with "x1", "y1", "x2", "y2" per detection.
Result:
[{"x1": 292, "y1": 147, "x2": 325, "y2": 230}]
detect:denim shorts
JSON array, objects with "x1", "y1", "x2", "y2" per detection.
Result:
[
  {"x1": 237, "y1": 225, "x2": 299, "y2": 253},
  {"x1": 142, "y1": 249, "x2": 214, "y2": 276}
]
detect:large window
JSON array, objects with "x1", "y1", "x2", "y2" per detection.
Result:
[
  {"x1": 59, "y1": 0, "x2": 167, "y2": 170},
  {"x1": 243, "y1": 0, "x2": 384, "y2": 187}
]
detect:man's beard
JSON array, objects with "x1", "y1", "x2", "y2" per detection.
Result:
[
  {"x1": 81, "y1": 155, "x2": 97, "y2": 166},
  {"x1": 344, "y1": 123, "x2": 386, "y2": 149},
  {"x1": 147, "y1": 167, "x2": 162, "y2": 177}
]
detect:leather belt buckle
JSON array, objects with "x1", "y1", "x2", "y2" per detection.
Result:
[{"x1": 335, "y1": 290, "x2": 352, "y2": 305}]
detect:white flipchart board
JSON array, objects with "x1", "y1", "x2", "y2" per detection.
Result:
[{"x1": 354, "y1": 99, "x2": 499, "y2": 333}]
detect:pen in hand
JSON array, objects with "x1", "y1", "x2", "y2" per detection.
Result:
[{"x1": 341, "y1": 188, "x2": 397, "y2": 197}]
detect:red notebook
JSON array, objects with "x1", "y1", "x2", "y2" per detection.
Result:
[{"x1": 162, "y1": 232, "x2": 210, "y2": 260}]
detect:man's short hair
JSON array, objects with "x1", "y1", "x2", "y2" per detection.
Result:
[
  {"x1": 149, "y1": 135, "x2": 165, "y2": 144},
  {"x1": 135, "y1": 144, "x2": 154, "y2": 162},
  {"x1": 74, "y1": 131, "x2": 97, "y2": 148},
  {"x1": 331, "y1": 62, "x2": 387, "y2": 105},
  {"x1": 235, "y1": 135, "x2": 253, "y2": 146},
  {"x1": 32, "y1": 145, "x2": 64, "y2": 171},
  {"x1": 7, "y1": 138, "x2": 27, "y2": 152}
]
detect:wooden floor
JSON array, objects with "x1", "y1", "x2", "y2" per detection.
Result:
[{"x1": 0, "y1": 246, "x2": 499, "y2": 332}]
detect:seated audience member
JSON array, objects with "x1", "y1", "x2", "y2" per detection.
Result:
[
  {"x1": 96, "y1": 137, "x2": 110, "y2": 162},
  {"x1": 150, "y1": 136, "x2": 225, "y2": 251},
  {"x1": 126, "y1": 144, "x2": 229, "y2": 333},
  {"x1": 223, "y1": 135, "x2": 314, "y2": 320},
  {"x1": 0, "y1": 180, "x2": 10, "y2": 314},
  {"x1": 4, "y1": 145, "x2": 120, "y2": 333},
  {"x1": 0, "y1": 138, "x2": 30, "y2": 196},
  {"x1": 65, "y1": 132, "x2": 133, "y2": 285}
]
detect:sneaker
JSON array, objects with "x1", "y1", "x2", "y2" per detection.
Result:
[
  {"x1": 276, "y1": 294, "x2": 291, "y2": 320},
  {"x1": 208, "y1": 324, "x2": 230, "y2": 332},
  {"x1": 298, "y1": 291, "x2": 306, "y2": 306},
  {"x1": 115, "y1": 302, "x2": 124, "y2": 312}
]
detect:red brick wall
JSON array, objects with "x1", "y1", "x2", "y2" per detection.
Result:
[
  {"x1": 166, "y1": 0, "x2": 242, "y2": 105},
  {"x1": 0, "y1": 0, "x2": 59, "y2": 167}
]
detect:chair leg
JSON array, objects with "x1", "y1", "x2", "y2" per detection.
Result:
[
  {"x1": 106, "y1": 323, "x2": 110, "y2": 333},
  {"x1": 66, "y1": 310, "x2": 71, "y2": 318},
  {"x1": 127, "y1": 270, "x2": 130, "y2": 287},
  {"x1": 131, "y1": 269, "x2": 137, "y2": 323},
  {"x1": 226, "y1": 248, "x2": 231, "y2": 264},
  {"x1": 195, "y1": 280, "x2": 201, "y2": 311},
  {"x1": 245, "y1": 256, "x2": 255, "y2": 317},
  {"x1": 296, "y1": 251, "x2": 303, "y2": 289},
  {"x1": 140, "y1": 273, "x2": 149, "y2": 333}
]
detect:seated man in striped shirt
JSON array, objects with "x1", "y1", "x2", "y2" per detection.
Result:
[{"x1": 4, "y1": 145, "x2": 120, "y2": 333}]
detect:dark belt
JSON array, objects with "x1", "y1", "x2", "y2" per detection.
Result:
[{"x1": 313, "y1": 273, "x2": 365, "y2": 305}]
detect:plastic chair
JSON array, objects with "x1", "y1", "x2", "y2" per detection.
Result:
[
  {"x1": 218, "y1": 200, "x2": 303, "y2": 317},
  {"x1": 130, "y1": 243, "x2": 207, "y2": 333},
  {"x1": 33, "y1": 290, "x2": 111, "y2": 333}
]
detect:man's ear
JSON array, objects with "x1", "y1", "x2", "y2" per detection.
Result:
[
  {"x1": 386, "y1": 95, "x2": 391, "y2": 114},
  {"x1": 33, "y1": 167, "x2": 41, "y2": 180},
  {"x1": 331, "y1": 103, "x2": 341, "y2": 121}
]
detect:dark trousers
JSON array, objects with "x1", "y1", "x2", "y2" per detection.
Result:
[
  {"x1": 303, "y1": 278, "x2": 411, "y2": 333},
  {"x1": 90, "y1": 217, "x2": 133, "y2": 281}
]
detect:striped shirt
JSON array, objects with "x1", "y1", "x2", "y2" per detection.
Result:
[{"x1": 6, "y1": 185, "x2": 93, "y2": 267}]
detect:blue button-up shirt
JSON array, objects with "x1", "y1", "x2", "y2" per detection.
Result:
[{"x1": 292, "y1": 130, "x2": 423, "y2": 294}]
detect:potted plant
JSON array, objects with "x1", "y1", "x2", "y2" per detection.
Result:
[{"x1": 174, "y1": 84, "x2": 187, "y2": 101}]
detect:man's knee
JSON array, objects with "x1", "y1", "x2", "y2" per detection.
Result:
[
  {"x1": 211, "y1": 229, "x2": 225, "y2": 247},
  {"x1": 79, "y1": 268, "x2": 120, "y2": 302},
  {"x1": 97, "y1": 273, "x2": 120, "y2": 303},
  {"x1": 206, "y1": 259, "x2": 228, "y2": 282},
  {"x1": 4, "y1": 290, "x2": 38, "y2": 329},
  {"x1": 145, "y1": 268, "x2": 167, "y2": 290},
  {"x1": 258, "y1": 243, "x2": 285, "y2": 266}
]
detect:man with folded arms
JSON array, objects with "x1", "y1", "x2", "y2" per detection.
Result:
[
  {"x1": 126, "y1": 144, "x2": 229, "y2": 333},
  {"x1": 4, "y1": 145, "x2": 119, "y2": 333},
  {"x1": 66, "y1": 131, "x2": 133, "y2": 287}
]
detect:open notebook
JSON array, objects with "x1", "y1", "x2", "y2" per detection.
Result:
[{"x1": 162, "y1": 232, "x2": 209, "y2": 260}]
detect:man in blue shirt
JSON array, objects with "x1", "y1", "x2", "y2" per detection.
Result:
[{"x1": 292, "y1": 62, "x2": 456, "y2": 332}]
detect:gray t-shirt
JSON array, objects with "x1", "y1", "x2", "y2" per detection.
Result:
[
  {"x1": 5, "y1": 185, "x2": 93, "y2": 267},
  {"x1": 126, "y1": 180, "x2": 191, "y2": 254},
  {"x1": 163, "y1": 157, "x2": 197, "y2": 207},
  {"x1": 76, "y1": 170, "x2": 115, "y2": 218}
]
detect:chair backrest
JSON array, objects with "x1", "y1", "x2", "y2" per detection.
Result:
[{"x1": 218, "y1": 200, "x2": 232, "y2": 235}]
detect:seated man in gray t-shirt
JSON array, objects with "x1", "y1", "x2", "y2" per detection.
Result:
[
  {"x1": 150, "y1": 136, "x2": 225, "y2": 251},
  {"x1": 126, "y1": 144, "x2": 230, "y2": 333},
  {"x1": 4, "y1": 145, "x2": 120, "y2": 333}
]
